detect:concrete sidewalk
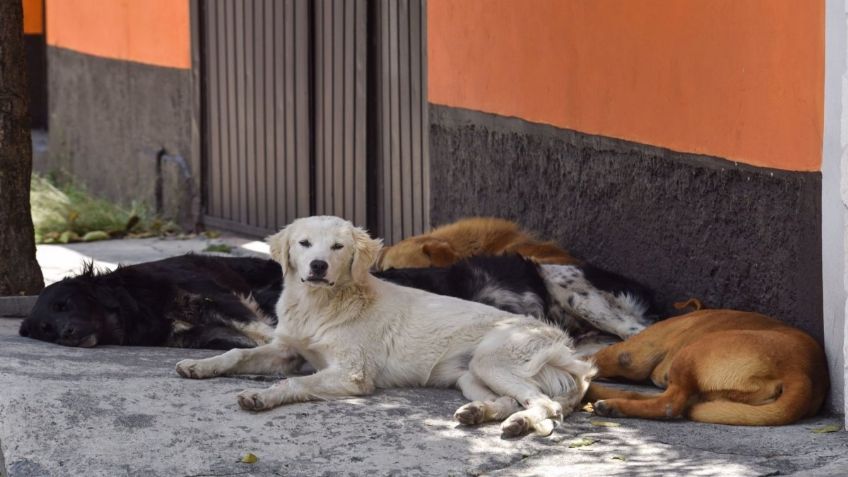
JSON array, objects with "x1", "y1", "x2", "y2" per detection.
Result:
[
  {"x1": 35, "y1": 234, "x2": 271, "y2": 285},
  {"x1": 1, "y1": 237, "x2": 847, "y2": 476},
  {"x1": 0, "y1": 316, "x2": 846, "y2": 477}
]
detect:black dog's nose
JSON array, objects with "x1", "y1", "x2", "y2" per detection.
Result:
[
  {"x1": 310, "y1": 260, "x2": 328, "y2": 277},
  {"x1": 61, "y1": 325, "x2": 77, "y2": 340}
]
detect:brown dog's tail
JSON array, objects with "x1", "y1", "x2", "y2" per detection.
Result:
[{"x1": 687, "y1": 375, "x2": 814, "y2": 426}]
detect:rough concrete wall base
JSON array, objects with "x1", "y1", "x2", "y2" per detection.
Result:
[
  {"x1": 42, "y1": 47, "x2": 197, "y2": 229},
  {"x1": 430, "y1": 105, "x2": 823, "y2": 341}
]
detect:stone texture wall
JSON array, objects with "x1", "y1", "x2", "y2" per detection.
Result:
[{"x1": 429, "y1": 105, "x2": 823, "y2": 341}]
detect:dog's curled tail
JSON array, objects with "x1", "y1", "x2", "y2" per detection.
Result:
[
  {"x1": 687, "y1": 374, "x2": 814, "y2": 426},
  {"x1": 525, "y1": 341, "x2": 597, "y2": 416}
]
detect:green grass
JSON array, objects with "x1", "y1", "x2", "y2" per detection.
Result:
[
  {"x1": 203, "y1": 243, "x2": 233, "y2": 254},
  {"x1": 30, "y1": 174, "x2": 180, "y2": 244}
]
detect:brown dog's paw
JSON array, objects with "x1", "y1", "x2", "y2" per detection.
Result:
[{"x1": 593, "y1": 400, "x2": 622, "y2": 418}]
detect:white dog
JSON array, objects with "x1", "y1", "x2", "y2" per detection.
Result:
[{"x1": 176, "y1": 216, "x2": 595, "y2": 437}]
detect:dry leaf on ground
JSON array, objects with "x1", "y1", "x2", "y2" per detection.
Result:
[{"x1": 569, "y1": 438, "x2": 597, "y2": 448}]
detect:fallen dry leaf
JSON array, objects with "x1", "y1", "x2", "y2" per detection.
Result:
[
  {"x1": 590, "y1": 420, "x2": 620, "y2": 428},
  {"x1": 569, "y1": 438, "x2": 597, "y2": 448},
  {"x1": 811, "y1": 424, "x2": 842, "y2": 434},
  {"x1": 82, "y1": 230, "x2": 109, "y2": 242},
  {"x1": 611, "y1": 455, "x2": 626, "y2": 461},
  {"x1": 240, "y1": 452, "x2": 258, "y2": 464}
]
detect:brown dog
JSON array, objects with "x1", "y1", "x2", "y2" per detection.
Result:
[
  {"x1": 375, "y1": 217, "x2": 578, "y2": 270},
  {"x1": 587, "y1": 308, "x2": 828, "y2": 426}
]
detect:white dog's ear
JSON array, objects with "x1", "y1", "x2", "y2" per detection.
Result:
[
  {"x1": 267, "y1": 227, "x2": 291, "y2": 275},
  {"x1": 351, "y1": 226, "x2": 383, "y2": 282}
]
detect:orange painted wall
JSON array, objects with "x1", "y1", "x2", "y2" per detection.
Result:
[
  {"x1": 45, "y1": 0, "x2": 190, "y2": 69},
  {"x1": 23, "y1": 0, "x2": 44, "y2": 34},
  {"x1": 428, "y1": 0, "x2": 825, "y2": 171}
]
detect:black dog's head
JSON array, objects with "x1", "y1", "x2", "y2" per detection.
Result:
[{"x1": 20, "y1": 269, "x2": 122, "y2": 347}]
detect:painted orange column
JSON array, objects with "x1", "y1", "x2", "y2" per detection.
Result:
[
  {"x1": 23, "y1": 0, "x2": 43, "y2": 34},
  {"x1": 46, "y1": 0, "x2": 190, "y2": 69},
  {"x1": 428, "y1": 0, "x2": 825, "y2": 171}
]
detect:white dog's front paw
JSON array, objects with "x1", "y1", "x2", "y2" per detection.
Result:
[
  {"x1": 454, "y1": 401, "x2": 487, "y2": 425},
  {"x1": 175, "y1": 358, "x2": 219, "y2": 379},
  {"x1": 237, "y1": 389, "x2": 275, "y2": 411},
  {"x1": 500, "y1": 414, "x2": 531, "y2": 438}
]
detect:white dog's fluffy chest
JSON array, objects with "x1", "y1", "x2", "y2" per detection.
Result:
[{"x1": 275, "y1": 277, "x2": 533, "y2": 388}]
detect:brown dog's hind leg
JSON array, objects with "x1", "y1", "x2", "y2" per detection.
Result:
[
  {"x1": 593, "y1": 349, "x2": 699, "y2": 420},
  {"x1": 594, "y1": 383, "x2": 693, "y2": 419}
]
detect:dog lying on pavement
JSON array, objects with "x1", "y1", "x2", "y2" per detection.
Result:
[
  {"x1": 176, "y1": 216, "x2": 596, "y2": 438},
  {"x1": 587, "y1": 306, "x2": 828, "y2": 425},
  {"x1": 375, "y1": 217, "x2": 579, "y2": 270},
  {"x1": 377, "y1": 254, "x2": 656, "y2": 343},
  {"x1": 19, "y1": 255, "x2": 281, "y2": 349}
]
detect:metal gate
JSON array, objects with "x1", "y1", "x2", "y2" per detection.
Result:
[
  {"x1": 199, "y1": 0, "x2": 311, "y2": 236},
  {"x1": 372, "y1": 0, "x2": 430, "y2": 244},
  {"x1": 314, "y1": 0, "x2": 368, "y2": 226},
  {"x1": 195, "y1": 0, "x2": 428, "y2": 240}
]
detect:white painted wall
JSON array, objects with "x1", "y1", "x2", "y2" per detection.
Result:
[{"x1": 824, "y1": 0, "x2": 847, "y2": 417}]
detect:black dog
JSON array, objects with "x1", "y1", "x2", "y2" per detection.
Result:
[{"x1": 20, "y1": 255, "x2": 282, "y2": 349}]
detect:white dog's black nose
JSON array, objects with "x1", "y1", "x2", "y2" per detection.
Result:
[{"x1": 310, "y1": 260, "x2": 328, "y2": 277}]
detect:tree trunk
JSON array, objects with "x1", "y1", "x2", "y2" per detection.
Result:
[{"x1": 0, "y1": 0, "x2": 44, "y2": 295}]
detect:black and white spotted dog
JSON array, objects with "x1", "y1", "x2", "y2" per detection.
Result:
[{"x1": 375, "y1": 255, "x2": 656, "y2": 354}]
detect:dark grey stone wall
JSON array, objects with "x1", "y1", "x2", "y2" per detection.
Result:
[
  {"x1": 42, "y1": 46, "x2": 198, "y2": 228},
  {"x1": 430, "y1": 105, "x2": 823, "y2": 341}
]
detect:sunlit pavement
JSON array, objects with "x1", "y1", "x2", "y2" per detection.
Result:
[{"x1": 35, "y1": 235, "x2": 270, "y2": 285}]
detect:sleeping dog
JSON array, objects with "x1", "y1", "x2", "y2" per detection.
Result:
[
  {"x1": 377, "y1": 255, "x2": 657, "y2": 343},
  {"x1": 176, "y1": 216, "x2": 596, "y2": 438},
  {"x1": 587, "y1": 307, "x2": 828, "y2": 426},
  {"x1": 376, "y1": 217, "x2": 579, "y2": 270},
  {"x1": 20, "y1": 255, "x2": 281, "y2": 349}
]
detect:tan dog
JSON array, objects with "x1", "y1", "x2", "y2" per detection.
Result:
[
  {"x1": 587, "y1": 307, "x2": 828, "y2": 426},
  {"x1": 375, "y1": 217, "x2": 578, "y2": 270}
]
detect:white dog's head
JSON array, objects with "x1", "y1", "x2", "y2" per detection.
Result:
[{"x1": 267, "y1": 216, "x2": 383, "y2": 289}]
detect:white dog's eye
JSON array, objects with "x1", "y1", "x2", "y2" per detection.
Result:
[
  {"x1": 331, "y1": 243, "x2": 343, "y2": 250},
  {"x1": 299, "y1": 239, "x2": 312, "y2": 248}
]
